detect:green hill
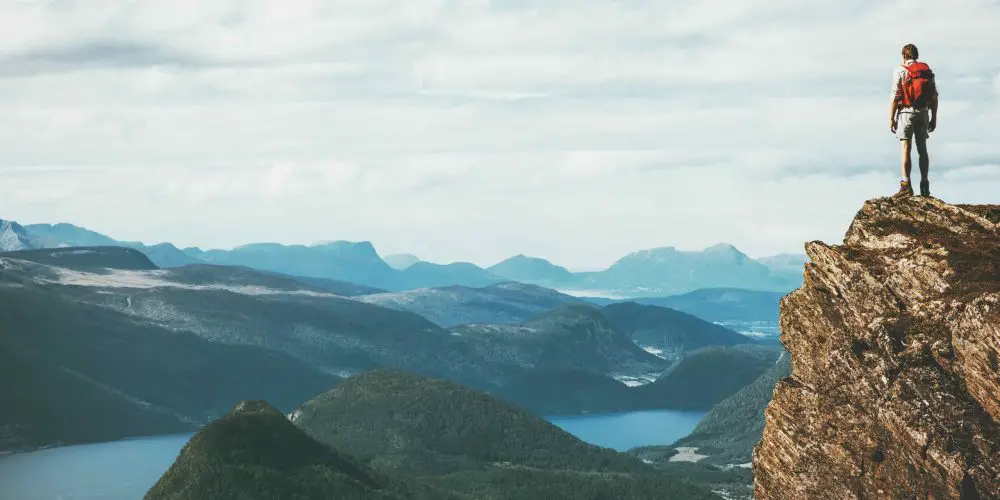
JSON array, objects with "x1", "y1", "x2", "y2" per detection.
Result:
[
  {"x1": 451, "y1": 304, "x2": 667, "y2": 383},
  {"x1": 291, "y1": 369, "x2": 648, "y2": 476},
  {"x1": 601, "y1": 302, "x2": 753, "y2": 357},
  {"x1": 145, "y1": 401, "x2": 454, "y2": 500},
  {"x1": 635, "y1": 345, "x2": 780, "y2": 410},
  {"x1": 290, "y1": 370, "x2": 718, "y2": 499}
]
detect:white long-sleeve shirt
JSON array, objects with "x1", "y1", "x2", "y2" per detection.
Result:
[{"x1": 891, "y1": 59, "x2": 938, "y2": 112}]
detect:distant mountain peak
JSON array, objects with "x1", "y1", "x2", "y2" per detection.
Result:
[
  {"x1": 383, "y1": 253, "x2": 421, "y2": 270},
  {"x1": 493, "y1": 254, "x2": 557, "y2": 266},
  {"x1": 21, "y1": 222, "x2": 118, "y2": 249},
  {"x1": 703, "y1": 243, "x2": 750, "y2": 262},
  {"x1": 511, "y1": 253, "x2": 540, "y2": 262},
  {"x1": 311, "y1": 241, "x2": 383, "y2": 260},
  {"x1": 488, "y1": 253, "x2": 575, "y2": 286},
  {"x1": 230, "y1": 240, "x2": 382, "y2": 258},
  {"x1": 146, "y1": 241, "x2": 181, "y2": 250},
  {"x1": 310, "y1": 239, "x2": 374, "y2": 249},
  {"x1": 33, "y1": 222, "x2": 84, "y2": 231},
  {"x1": 0, "y1": 219, "x2": 36, "y2": 252},
  {"x1": 705, "y1": 242, "x2": 740, "y2": 253},
  {"x1": 624, "y1": 246, "x2": 678, "y2": 259}
]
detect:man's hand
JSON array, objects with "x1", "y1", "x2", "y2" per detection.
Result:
[
  {"x1": 890, "y1": 117, "x2": 897, "y2": 133},
  {"x1": 928, "y1": 119, "x2": 937, "y2": 133}
]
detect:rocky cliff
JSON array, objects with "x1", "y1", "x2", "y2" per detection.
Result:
[{"x1": 753, "y1": 197, "x2": 1000, "y2": 499}]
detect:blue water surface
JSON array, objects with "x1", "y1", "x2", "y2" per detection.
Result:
[
  {"x1": 547, "y1": 409, "x2": 707, "y2": 452},
  {"x1": 0, "y1": 434, "x2": 192, "y2": 500}
]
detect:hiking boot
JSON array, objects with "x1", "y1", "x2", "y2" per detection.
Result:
[
  {"x1": 919, "y1": 179, "x2": 930, "y2": 197},
  {"x1": 893, "y1": 179, "x2": 913, "y2": 198}
]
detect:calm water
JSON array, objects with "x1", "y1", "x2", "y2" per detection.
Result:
[
  {"x1": 547, "y1": 409, "x2": 706, "y2": 451},
  {"x1": 0, "y1": 410, "x2": 704, "y2": 500},
  {"x1": 0, "y1": 433, "x2": 192, "y2": 500}
]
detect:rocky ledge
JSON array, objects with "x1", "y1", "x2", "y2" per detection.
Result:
[{"x1": 753, "y1": 197, "x2": 999, "y2": 499}]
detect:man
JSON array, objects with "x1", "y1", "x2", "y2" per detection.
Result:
[{"x1": 889, "y1": 43, "x2": 938, "y2": 197}]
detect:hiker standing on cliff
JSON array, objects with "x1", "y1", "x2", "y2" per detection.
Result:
[{"x1": 890, "y1": 44, "x2": 938, "y2": 198}]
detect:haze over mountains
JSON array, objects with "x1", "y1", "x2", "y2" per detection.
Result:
[{"x1": 0, "y1": 217, "x2": 804, "y2": 296}]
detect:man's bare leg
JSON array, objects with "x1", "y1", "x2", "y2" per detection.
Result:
[
  {"x1": 914, "y1": 135, "x2": 929, "y2": 179},
  {"x1": 894, "y1": 139, "x2": 914, "y2": 197},
  {"x1": 915, "y1": 134, "x2": 930, "y2": 196},
  {"x1": 901, "y1": 139, "x2": 913, "y2": 180}
]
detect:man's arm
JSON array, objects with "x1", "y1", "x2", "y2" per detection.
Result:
[
  {"x1": 929, "y1": 96, "x2": 938, "y2": 132},
  {"x1": 889, "y1": 68, "x2": 901, "y2": 131},
  {"x1": 889, "y1": 98, "x2": 900, "y2": 130},
  {"x1": 929, "y1": 79, "x2": 939, "y2": 132}
]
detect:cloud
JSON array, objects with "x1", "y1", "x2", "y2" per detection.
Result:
[{"x1": 1, "y1": 0, "x2": 999, "y2": 267}]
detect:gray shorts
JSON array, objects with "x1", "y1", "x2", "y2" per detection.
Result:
[{"x1": 895, "y1": 108, "x2": 929, "y2": 141}]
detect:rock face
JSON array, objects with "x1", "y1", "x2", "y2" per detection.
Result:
[{"x1": 753, "y1": 197, "x2": 1000, "y2": 499}]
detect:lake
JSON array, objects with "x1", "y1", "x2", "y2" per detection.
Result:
[
  {"x1": 547, "y1": 409, "x2": 707, "y2": 451},
  {"x1": 0, "y1": 409, "x2": 705, "y2": 500}
]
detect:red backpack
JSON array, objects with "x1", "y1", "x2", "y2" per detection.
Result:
[{"x1": 900, "y1": 62, "x2": 936, "y2": 109}]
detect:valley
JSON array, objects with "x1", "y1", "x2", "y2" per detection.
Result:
[{"x1": 0, "y1": 217, "x2": 799, "y2": 499}]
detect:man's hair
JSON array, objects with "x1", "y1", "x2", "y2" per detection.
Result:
[{"x1": 902, "y1": 44, "x2": 919, "y2": 60}]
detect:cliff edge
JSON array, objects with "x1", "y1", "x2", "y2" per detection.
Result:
[{"x1": 753, "y1": 197, "x2": 1000, "y2": 499}]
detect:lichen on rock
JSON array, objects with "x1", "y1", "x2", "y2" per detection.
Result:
[{"x1": 753, "y1": 197, "x2": 1000, "y2": 499}]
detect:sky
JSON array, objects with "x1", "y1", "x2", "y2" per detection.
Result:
[{"x1": 1, "y1": 0, "x2": 998, "y2": 270}]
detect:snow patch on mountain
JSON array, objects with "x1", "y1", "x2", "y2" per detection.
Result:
[
  {"x1": 43, "y1": 266, "x2": 344, "y2": 298},
  {"x1": 611, "y1": 372, "x2": 660, "y2": 387}
]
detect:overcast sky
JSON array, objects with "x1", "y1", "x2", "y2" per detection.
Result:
[{"x1": 1, "y1": 0, "x2": 998, "y2": 269}]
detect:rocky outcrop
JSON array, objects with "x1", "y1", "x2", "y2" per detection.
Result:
[{"x1": 753, "y1": 197, "x2": 1000, "y2": 499}]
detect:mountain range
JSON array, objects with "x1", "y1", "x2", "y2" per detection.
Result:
[
  {"x1": 0, "y1": 246, "x2": 767, "y2": 454},
  {"x1": 0, "y1": 217, "x2": 804, "y2": 296}
]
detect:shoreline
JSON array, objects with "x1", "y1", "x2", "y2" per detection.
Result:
[{"x1": 0, "y1": 432, "x2": 196, "y2": 459}]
